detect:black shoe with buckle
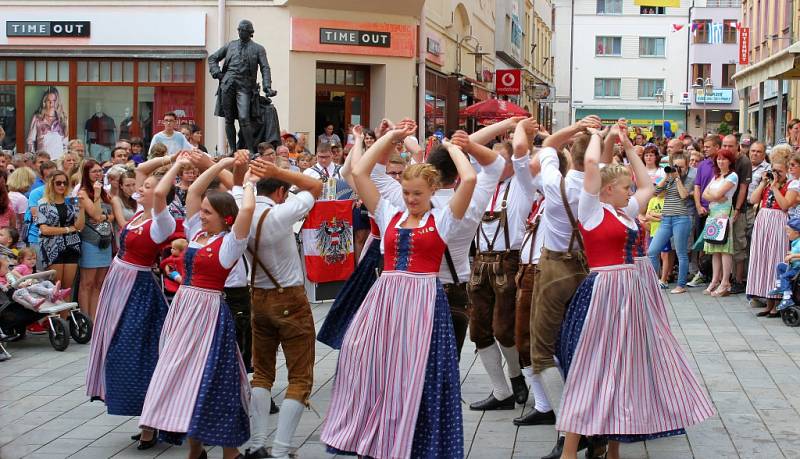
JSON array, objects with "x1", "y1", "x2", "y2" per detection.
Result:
[
  {"x1": 510, "y1": 374, "x2": 529, "y2": 405},
  {"x1": 135, "y1": 430, "x2": 158, "y2": 450},
  {"x1": 541, "y1": 435, "x2": 591, "y2": 459},
  {"x1": 469, "y1": 393, "x2": 515, "y2": 411},
  {"x1": 244, "y1": 447, "x2": 269, "y2": 459},
  {"x1": 585, "y1": 436, "x2": 609, "y2": 458},
  {"x1": 513, "y1": 409, "x2": 556, "y2": 426},
  {"x1": 730, "y1": 282, "x2": 746, "y2": 295},
  {"x1": 270, "y1": 397, "x2": 280, "y2": 414}
]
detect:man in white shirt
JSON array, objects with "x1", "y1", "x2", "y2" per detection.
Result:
[
  {"x1": 303, "y1": 142, "x2": 341, "y2": 182},
  {"x1": 243, "y1": 159, "x2": 322, "y2": 459},
  {"x1": 532, "y1": 116, "x2": 606, "y2": 459},
  {"x1": 147, "y1": 112, "x2": 192, "y2": 156}
]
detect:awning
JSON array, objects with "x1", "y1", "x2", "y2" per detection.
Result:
[
  {"x1": 732, "y1": 41, "x2": 800, "y2": 89},
  {"x1": 0, "y1": 49, "x2": 208, "y2": 59}
]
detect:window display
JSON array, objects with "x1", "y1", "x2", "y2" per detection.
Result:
[
  {"x1": 0, "y1": 86, "x2": 16, "y2": 151},
  {"x1": 77, "y1": 86, "x2": 133, "y2": 161},
  {"x1": 24, "y1": 85, "x2": 69, "y2": 158}
]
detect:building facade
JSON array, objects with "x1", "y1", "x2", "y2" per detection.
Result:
[
  {"x1": 732, "y1": 0, "x2": 798, "y2": 146},
  {"x1": 0, "y1": 0, "x2": 425, "y2": 157},
  {"x1": 572, "y1": 0, "x2": 690, "y2": 138},
  {"x1": 424, "y1": 0, "x2": 497, "y2": 136},
  {"x1": 686, "y1": 1, "x2": 741, "y2": 138}
]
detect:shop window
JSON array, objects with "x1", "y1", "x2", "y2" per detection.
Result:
[
  {"x1": 639, "y1": 37, "x2": 665, "y2": 57},
  {"x1": 640, "y1": 6, "x2": 665, "y2": 14},
  {"x1": 136, "y1": 61, "x2": 195, "y2": 84},
  {"x1": 722, "y1": 63, "x2": 736, "y2": 87},
  {"x1": 0, "y1": 61, "x2": 17, "y2": 82},
  {"x1": 594, "y1": 78, "x2": 620, "y2": 98},
  {"x1": 693, "y1": 20, "x2": 711, "y2": 44},
  {"x1": 0, "y1": 85, "x2": 17, "y2": 150},
  {"x1": 638, "y1": 79, "x2": 664, "y2": 99},
  {"x1": 596, "y1": 0, "x2": 622, "y2": 15},
  {"x1": 24, "y1": 60, "x2": 69, "y2": 82},
  {"x1": 23, "y1": 85, "x2": 70, "y2": 156},
  {"x1": 77, "y1": 86, "x2": 134, "y2": 161},
  {"x1": 138, "y1": 86, "x2": 197, "y2": 152},
  {"x1": 596, "y1": 36, "x2": 621, "y2": 56}
]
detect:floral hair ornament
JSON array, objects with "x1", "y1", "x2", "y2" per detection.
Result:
[{"x1": 224, "y1": 215, "x2": 235, "y2": 226}]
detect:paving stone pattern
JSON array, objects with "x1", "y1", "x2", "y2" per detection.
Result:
[{"x1": 1, "y1": 289, "x2": 800, "y2": 458}]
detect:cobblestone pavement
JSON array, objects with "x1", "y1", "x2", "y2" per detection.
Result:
[{"x1": 1, "y1": 288, "x2": 800, "y2": 459}]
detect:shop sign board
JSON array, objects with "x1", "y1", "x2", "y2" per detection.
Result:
[
  {"x1": 7, "y1": 21, "x2": 90, "y2": 37},
  {"x1": 292, "y1": 18, "x2": 416, "y2": 58},
  {"x1": 695, "y1": 89, "x2": 733, "y2": 104},
  {"x1": 739, "y1": 28, "x2": 749, "y2": 65},
  {"x1": 320, "y1": 28, "x2": 391, "y2": 48},
  {"x1": 496, "y1": 69, "x2": 521, "y2": 95}
]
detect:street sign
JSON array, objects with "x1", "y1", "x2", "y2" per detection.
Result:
[
  {"x1": 496, "y1": 69, "x2": 521, "y2": 95},
  {"x1": 680, "y1": 91, "x2": 691, "y2": 105},
  {"x1": 695, "y1": 89, "x2": 733, "y2": 104},
  {"x1": 739, "y1": 28, "x2": 750, "y2": 65}
]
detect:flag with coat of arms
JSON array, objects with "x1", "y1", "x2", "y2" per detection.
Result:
[{"x1": 301, "y1": 199, "x2": 355, "y2": 283}]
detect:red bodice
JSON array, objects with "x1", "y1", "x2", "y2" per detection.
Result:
[
  {"x1": 369, "y1": 217, "x2": 381, "y2": 238},
  {"x1": 184, "y1": 236, "x2": 231, "y2": 291},
  {"x1": 760, "y1": 182, "x2": 790, "y2": 210},
  {"x1": 118, "y1": 214, "x2": 162, "y2": 266},
  {"x1": 579, "y1": 209, "x2": 637, "y2": 269},
  {"x1": 383, "y1": 212, "x2": 446, "y2": 273}
]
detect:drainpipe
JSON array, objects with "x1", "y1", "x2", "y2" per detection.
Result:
[
  {"x1": 685, "y1": 0, "x2": 693, "y2": 136},
  {"x1": 217, "y1": 0, "x2": 226, "y2": 155},
  {"x1": 418, "y1": 6, "x2": 426, "y2": 141},
  {"x1": 568, "y1": 0, "x2": 575, "y2": 123}
]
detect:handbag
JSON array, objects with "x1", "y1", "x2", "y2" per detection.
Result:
[
  {"x1": 703, "y1": 214, "x2": 730, "y2": 245},
  {"x1": 86, "y1": 220, "x2": 113, "y2": 249}
]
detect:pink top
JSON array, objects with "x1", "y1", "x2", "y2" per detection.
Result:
[{"x1": 13, "y1": 264, "x2": 33, "y2": 277}]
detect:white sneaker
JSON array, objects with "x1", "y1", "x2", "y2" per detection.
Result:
[{"x1": 686, "y1": 273, "x2": 706, "y2": 287}]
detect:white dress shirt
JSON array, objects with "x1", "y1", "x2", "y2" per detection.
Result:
[
  {"x1": 539, "y1": 147, "x2": 585, "y2": 253},
  {"x1": 237, "y1": 191, "x2": 316, "y2": 290},
  {"x1": 476, "y1": 154, "x2": 536, "y2": 253},
  {"x1": 371, "y1": 156, "x2": 505, "y2": 284},
  {"x1": 303, "y1": 162, "x2": 342, "y2": 181}
]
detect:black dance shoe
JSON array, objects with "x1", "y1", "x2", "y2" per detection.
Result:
[
  {"x1": 512, "y1": 409, "x2": 556, "y2": 426},
  {"x1": 135, "y1": 430, "x2": 158, "y2": 450},
  {"x1": 510, "y1": 374, "x2": 529, "y2": 405},
  {"x1": 469, "y1": 393, "x2": 515, "y2": 411},
  {"x1": 541, "y1": 435, "x2": 591, "y2": 459},
  {"x1": 270, "y1": 397, "x2": 280, "y2": 414}
]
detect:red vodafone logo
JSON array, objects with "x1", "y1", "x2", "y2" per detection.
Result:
[{"x1": 496, "y1": 69, "x2": 521, "y2": 95}]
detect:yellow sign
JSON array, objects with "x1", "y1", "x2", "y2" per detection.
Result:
[{"x1": 634, "y1": 0, "x2": 681, "y2": 7}]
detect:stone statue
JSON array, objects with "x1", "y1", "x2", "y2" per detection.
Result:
[{"x1": 208, "y1": 20, "x2": 277, "y2": 154}]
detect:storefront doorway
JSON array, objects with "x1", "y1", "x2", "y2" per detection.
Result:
[{"x1": 315, "y1": 63, "x2": 369, "y2": 147}]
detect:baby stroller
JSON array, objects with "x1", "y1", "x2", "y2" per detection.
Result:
[
  {"x1": 0, "y1": 270, "x2": 92, "y2": 351},
  {"x1": 779, "y1": 270, "x2": 800, "y2": 327}
]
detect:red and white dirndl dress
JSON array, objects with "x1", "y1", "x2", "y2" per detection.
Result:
[{"x1": 747, "y1": 185, "x2": 790, "y2": 299}]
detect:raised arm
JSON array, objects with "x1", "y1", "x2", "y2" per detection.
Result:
[
  {"x1": 619, "y1": 121, "x2": 655, "y2": 210},
  {"x1": 444, "y1": 141, "x2": 477, "y2": 219},
  {"x1": 190, "y1": 151, "x2": 235, "y2": 190},
  {"x1": 451, "y1": 130, "x2": 498, "y2": 166},
  {"x1": 353, "y1": 123, "x2": 415, "y2": 213},
  {"x1": 251, "y1": 158, "x2": 323, "y2": 199},
  {"x1": 544, "y1": 115, "x2": 602, "y2": 150},
  {"x1": 583, "y1": 129, "x2": 604, "y2": 195},
  {"x1": 341, "y1": 125, "x2": 364, "y2": 190},
  {"x1": 232, "y1": 170, "x2": 257, "y2": 240},
  {"x1": 469, "y1": 116, "x2": 523, "y2": 146},
  {"x1": 154, "y1": 156, "x2": 191, "y2": 214},
  {"x1": 136, "y1": 155, "x2": 174, "y2": 188},
  {"x1": 513, "y1": 117, "x2": 539, "y2": 158},
  {"x1": 186, "y1": 157, "x2": 236, "y2": 220}
]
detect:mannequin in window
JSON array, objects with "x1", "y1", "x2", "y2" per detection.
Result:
[
  {"x1": 85, "y1": 102, "x2": 116, "y2": 162},
  {"x1": 119, "y1": 107, "x2": 134, "y2": 141},
  {"x1": 27, "y1": 86, "x2": 68, "y2": 158}
]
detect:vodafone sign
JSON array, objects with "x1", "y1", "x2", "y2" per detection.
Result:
[{"x1": 496, "y1": 69, "x2": 522, "y2": 95}]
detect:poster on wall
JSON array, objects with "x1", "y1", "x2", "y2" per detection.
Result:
[
  {"x1": 24, "y1": 85, "x2": 69, "y2": 157},
  {"x1": 153, "y1": 87, "x2": 197, "y2": 133}
]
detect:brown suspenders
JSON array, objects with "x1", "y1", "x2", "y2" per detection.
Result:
[
  {"x1": 248, "y1": 208, "x2": 284, "y2": 294},
  {"x1": 477, "y1": 181, "x2": 513, "y2": 253},
  {"x1": 559, "y1": 176, "x2": 585, "y2": 253}
]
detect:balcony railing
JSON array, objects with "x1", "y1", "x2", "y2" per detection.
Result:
[{"x1": 705, "y1": 0, "x2": 742, "y2": 7}]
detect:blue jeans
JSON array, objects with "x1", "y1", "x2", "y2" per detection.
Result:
[
  {"x1": 775, "y1": 263, "x2": 799, "y2": 292},
  {"x1": 648, "y1": 215, "x2": 692, "y2": 287}
]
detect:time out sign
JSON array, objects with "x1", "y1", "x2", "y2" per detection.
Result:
[
  {"x1": 6, "y1": 21, "x2": 91, "y2": 37},
  {"x1": 320, "y1": 28, "x2": 391, "y2": 48}
]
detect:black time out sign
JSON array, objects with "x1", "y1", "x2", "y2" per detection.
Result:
[
  {"x1": 320, "y1": 28, "x2": 391, "y2": 47},
  {"x1": 6, "y1": 21, "x2": 91, "y2": 37}
]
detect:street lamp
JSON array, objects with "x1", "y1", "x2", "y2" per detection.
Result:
[
  {"x1": 456, "y1": 35, "x2": 489, "y2": 82},
  {"x1": 691, "y1": 77, "x2": 714, "y2": 136},
  {"x1": 655, "y1": 88, "x2": 666, "y2": 137}
]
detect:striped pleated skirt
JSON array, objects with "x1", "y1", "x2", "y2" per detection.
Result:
[
  {"x1": 557, "y1": 263, "x2": 714, "y2": 440},
  {"x1": 85, "y1": 257, "x2": 168, "y2": 416},
  {"x1": 747, "y1": 208, "x2": 789, "y2": 299},
  {"x1": 321, "y1": 271, "x2": 463, "y2": 459},
  {"x1": 139, "y1": 285, "x2": 250, "y2": 448}
]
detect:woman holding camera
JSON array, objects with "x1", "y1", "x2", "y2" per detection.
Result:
[
  {"x1": 78, "y1": 160, "x2": 115, "y2": 321},
  {"x1": 36, "y1": 171, "x2": 85, "y2": 303},
  {"x1": 747, "y1": 146, "x2": 796, "y2": 317},
  {"x1": 647, "y1": 152, "x2": 695, "y2": 294},
  {"x1": 701, "y1": 148, "x2": 739, "y2": 297}
]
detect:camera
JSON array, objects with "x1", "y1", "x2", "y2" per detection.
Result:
[
  {"x1": 664, "y1": 165, "x2": 680, "y2": 174},
  {"x1": 765, "y1": 171, "x2": 774, "y2": 181}
]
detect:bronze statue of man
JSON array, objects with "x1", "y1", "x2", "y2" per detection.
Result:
[{"x1": 208, "y1": 20, "x2": 276, "y2": 154}]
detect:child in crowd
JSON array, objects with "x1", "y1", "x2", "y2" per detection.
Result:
[
  {"x1": 6, "y1": 248, "x2": 71, "y2": 310},
  {"x1": 160, "y1": 238, "x2": 187, "y2": 301},
  {"x1": 0, "y1": 227, "x2": 19, "y2": 263},
  {"x1": 644, "y1": 191, "x2": 674, "y2": 288},
  {"x1": 770, "y1": 218, "x2": 800, "y2": 309}
]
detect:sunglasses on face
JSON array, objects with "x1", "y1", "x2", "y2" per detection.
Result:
[{"x1": 54, "y1": 181, "x2": 66, "y2": 186}]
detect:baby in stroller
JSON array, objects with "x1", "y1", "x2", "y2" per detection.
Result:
[
  {"x1": 768, "y1": 217, "x2": 800, "y2": 310},
  {"x1": 1, "y1": 248, "x2": 71, "y2": 311}
]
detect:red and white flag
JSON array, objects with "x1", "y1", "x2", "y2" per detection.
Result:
[{"x1": 302, "y1": 200, "x2": 355, "y2": 283}]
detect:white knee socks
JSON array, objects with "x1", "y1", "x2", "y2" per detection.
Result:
[
  {"x1": 530, "y1": 371, "x2": 552, "y2": 412},
  {"x1": 540, "y1": 367, "x2": 564, "y2": 419},
  {"x1": 248, "y1": 387, "x2": 271, "y2": 449},
  {"x1": 271, "y1": 398, "x2": 305, "y2": 458},
  {"x1": 478, "y1": 344, "x2": 512, "y2": 400},
  {"x1": 499, "y1": 344, "x2": 522, "y2": 379}
]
